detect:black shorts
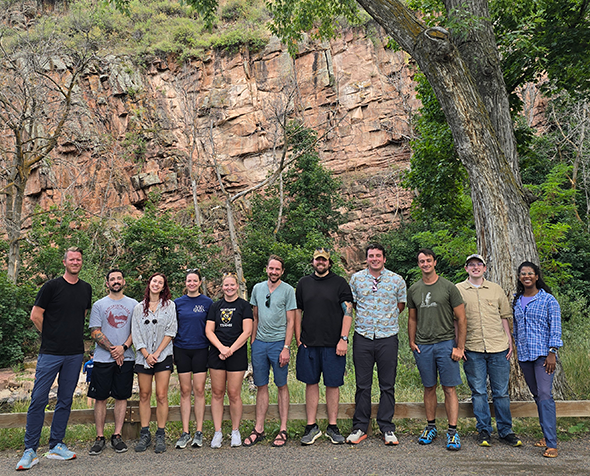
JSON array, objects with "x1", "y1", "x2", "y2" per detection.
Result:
[
  {"x1": 88, "y1": 361, "x2": 134, "y2": 400},
  {"x1": 208, "y1": 345, "x2": 248, "y2": 372},
  {"x1": 174, "y1": 346, "x2": 208, "y2": 374},
  {"x1": 135, "y1": 355, "x2": 174, "y2": 375}
]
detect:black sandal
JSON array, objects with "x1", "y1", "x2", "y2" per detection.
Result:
[
  {"x1": 272, "y1": 430, "x2": 288, "y2": 447},
  {"x1": 244, "y1": 429, "x2": 265, "y2": 447}
]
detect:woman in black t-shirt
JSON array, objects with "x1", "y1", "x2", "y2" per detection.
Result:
[{"x1": 205, "y1": 273, "x2": 252, "y2": 449}]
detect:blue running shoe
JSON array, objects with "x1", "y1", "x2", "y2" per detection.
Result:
[
  {"x1": 16, "y1": 449, "x2": 39, "y2": 471},
  {"x1": 446, "y1": 432, "x2": 461, "y2": 451},
  {"x1": 46, "y1": 443, "x2": 76, "y2": 460},
  {"x1": 418, "y1": 426, "x2": 437, "y2": 445}
]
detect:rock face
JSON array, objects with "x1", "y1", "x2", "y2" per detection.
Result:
[{"x1": 20, "y1": 26, "x2": 419, "y2": 273}]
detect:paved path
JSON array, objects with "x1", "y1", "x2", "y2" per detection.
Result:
[{"x1": 2, "y1": 433, "x2": 589, "y2": 475}]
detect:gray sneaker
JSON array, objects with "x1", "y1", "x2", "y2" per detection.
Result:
[
  {"x1": 326, "y1": 426, "x2": 345, "y2": 445},
  {"x1": 89, "y1": 436, "x2": 106, "y2": 455},
  {"x1": 211, "y1": 431, "x2": 223, "y2": 449},
  {"x1": 154, "y1": 433, "x2": 167, "y2": 453},
  {"x1": 175, "y1": 432, "x2": 191, "y2": 449},
  {"x1": 135, "y1": 432, "x2": 151, "y2": 452},
  {"x1": 191, "y1": 431, "x2": 203, "y2": 448},
  {"x1": 300, "y1": 424, "x2": 322, "y2": 445}
]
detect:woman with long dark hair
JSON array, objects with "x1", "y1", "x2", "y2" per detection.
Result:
[
  {"x1": 205, "y1": 273, "x2": 252, "y2": 449},
  {"x1": 512, "y1": 261, "x2": 562, "y2": 458},
  {"x1": 173, "y1": 270, "x2": 213, "y2": 449},
  {"x1": 132, "y1": 273, "x2": 177, "y2": 454}
]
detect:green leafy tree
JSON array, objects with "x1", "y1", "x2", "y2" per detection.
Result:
[
  {"x1": 242, "y1": 121, "x2": 346, "y2": 292},
  {"x1": 119, "y1": 200, "x2": 221, "y2": 298}
]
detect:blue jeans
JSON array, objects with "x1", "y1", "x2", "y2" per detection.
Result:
[
  {"x1": 24, "y1": 353, "x2": 83, "y2": 450},
  {"x1": 463, "y1": 349, "x2": 513, "y2": 437},
  {"x1": 519, "y1": 357, "x2": 557, "y2": 448}
]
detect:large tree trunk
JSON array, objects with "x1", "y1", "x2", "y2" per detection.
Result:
[{"x1": 357, "y1": 0, "x2": 568, "y2": 399}]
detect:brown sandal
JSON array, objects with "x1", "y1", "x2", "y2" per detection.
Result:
[
  {"x1": 534, "y1": 438, "x2": 547, "y2": 447},
  {"x1": 543, "y1": 448, "x2": 558, "y2": 458},
  {"x1": 244, "y1": 429, "x2": 265, "y2": 447},
  {"x1": 272, "y1": 430, "x2": 288, "y2": 447}
]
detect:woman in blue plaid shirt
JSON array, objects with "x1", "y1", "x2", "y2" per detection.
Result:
[{"x1": 512, "y1": 261, "x2": 562, "y2": 458}]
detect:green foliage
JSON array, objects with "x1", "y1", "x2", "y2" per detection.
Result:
[
  {"x1": 403, "y1": 73, "x2": 471, "y2": 225},
  {"x1": 0, "y1": 272, "x2": 38, "y2": 368},
  {"x1": 119, "y1": 200, "x2": 221, "y2": 298},
  {"x1": 242, "y1": 121, "x2": 347, "y2": 291}
]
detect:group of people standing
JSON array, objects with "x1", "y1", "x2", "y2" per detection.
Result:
[{"x1": 15, "y1": 244, "x2": 563, "y2": 471}]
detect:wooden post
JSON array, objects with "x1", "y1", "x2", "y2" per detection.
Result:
[{"x1": 122, "y1": 400, "x2": 141, "y2": 440}]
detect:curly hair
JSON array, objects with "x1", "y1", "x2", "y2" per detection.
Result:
[{"x1": 142, "y1": 272, "x2": 172, "y2": 316}]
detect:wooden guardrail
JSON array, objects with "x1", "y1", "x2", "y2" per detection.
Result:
[{"x1": 1, "y1": 401, "x2": 590, "y2": 439}]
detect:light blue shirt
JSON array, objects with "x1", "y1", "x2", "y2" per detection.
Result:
[
  {"x1": 350, "y1": 268, "x2": 407, "y2": 339},
  {"x1": 250, "y1": 281, "x2": 296, "y2": 343},
  {"x1": 513, "y1": 289, "x2": 563, "y2": 362}
]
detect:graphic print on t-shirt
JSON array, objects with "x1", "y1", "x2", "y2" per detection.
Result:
[
  {"x1": 221, "y1": 308, "x2": 234, "y2": 327},
  {"x1": 106, "y1": 304, "x2": 131, "y2": 328},
  {"x1": 193, "y1": 304, "x2": 207, "y2": 313},
  {"x1": 420, "y1": 292, "x2": 438, "y2": 309}
]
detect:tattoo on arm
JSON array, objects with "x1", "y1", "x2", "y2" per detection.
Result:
[
  {"x1": 342, "y1": 301, "x2": 353, "y2": 318},
  {"x1": 90, "y1": 327, "x2": 113, "y2": 352}
]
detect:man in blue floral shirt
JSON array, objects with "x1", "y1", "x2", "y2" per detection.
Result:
[{"x1": 346, "y1": 243, "x2": 406, "y2": 446}]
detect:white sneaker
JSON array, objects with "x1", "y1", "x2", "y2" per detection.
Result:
[
  {"x1": 383, "y1": 430, "x2": 399, "y2": 445},
  {"x1": 211, "y1": 431, "x2": 223, "y2": 449},
  {"x1": 231, "y1": 429, "x2": 242, "y2": 447},
  {"x1": 346, "y1": 429, "x2": 367, "y2": 444}
]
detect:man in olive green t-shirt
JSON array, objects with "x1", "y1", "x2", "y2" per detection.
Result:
[{"x1": 407, "y1": 249, "x2": 466, "y2": 451}]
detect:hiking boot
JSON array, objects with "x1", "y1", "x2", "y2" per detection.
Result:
[
  {"x1": 326, "y1": 426, "x2": 345, "y2": 444},
  {"x1": 135, "y1": 432, "x2": 151, "y2": 452},
  {"x1": 47, "y1": 443, "x2": 76, "y2": 460},
  {"x1": 211, "y1": 431, "x2": 223, "y2": 449},
  {"x1": 346, "y1": 429, "x2": 367, "y2": 444},
  {"x1": 478, "y1": 430, "x2": 491, "y2": 447},
  {"x1": 231, "y1": 429, "x2": 242, "y2": 447},
  {"x1": 175, "y1": 432, "x2": 191, "y2": 449},
  {"x1": 154, "y1": 433, "x2": 167, "y2": 453},
  {"x1": 300, "y1": 424, "x2": 322, "y2": 445},
  {"x1": 89, "y1": 436, "x2": 106, "y2": 455},
  {"x1": 418, "y1": 426, "x2": 437, "y2": 445},
  {"x1": 16, "y1": 449, "x2": 38, "y2": 471},
  {"x1": 446, "y1": 432, "x2": 461, "y2": 451},
  {"x1": 191, "y1": 431, "x2": 203, "y2": 448},
  {"x1": 500, "y1": 433, "x2": 522, "y2": 447},
  {"x1": 383, "y1": 431, "x2": 399, "y2": 446},
  {"x1": 111, "y1": 434, "x2": 128, "y2": 453}
]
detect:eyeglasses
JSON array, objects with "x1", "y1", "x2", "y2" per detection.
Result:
[
  {"x1": 186, "y1": 268, "x2": 200, "y2": 275},
  {"x1": 265, "y1": 293, "x2": 271, "y2": 308},
  {"x1": 466, "y1": 262, "x2": 484, "y2": 268},
  {"x1": 315, "y1": 247, "x2": 331, "y2": 253},
  {"x1": 520, "y1": 272, "x2": 536, "y2": 277},
  {"x1": 144, "y1": 319, "x2": 158, "y2": 325},
  {"x1": 223, "y1": 272, "x2": 238, "y2": 278},
  {"x1": 372, "y1": 276, "x2": 380, "y2": 293}
]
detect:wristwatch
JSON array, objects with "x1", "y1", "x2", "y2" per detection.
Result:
[
  {"x1": 123, "y1": 344, "x2": 129, "y2": 351},
  {"x1": 549, "y1": 347, "x2": 558, "y2": 354},
  {"x1": 340, "y1": 336, "x2": 348, "y2": 342}
]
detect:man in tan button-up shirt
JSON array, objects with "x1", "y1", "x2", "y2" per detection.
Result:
[{"x1": 456, "y1": 254, "x2": 522, "y2": 448}]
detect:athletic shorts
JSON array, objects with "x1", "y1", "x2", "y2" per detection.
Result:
[
  {"x1": 174, "y1": 346, "x2": 208, "y2": 374},
  {"x1": 413, "y1": 339, "x2": 462, "y2": 388},
  {"x1": 208, "y1": 345, "x2": 248, "y2": 372},
  {"x1": 296, "y1": 345, "x2": 345, "y2": 387},
  {"x1": 135, "y1": 355, "x2": 174, "y2": 375},
  {"x1": 251, "y1": 339, "x2": 288, "y2": 387},
  {"x1": 88, "y1": 361, "x2": 134, "y2": 400}
]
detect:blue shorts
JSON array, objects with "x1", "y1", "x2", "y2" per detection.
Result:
[
  {"x1": 296, "y1": 345, "x2": 345, "y2": 387},
  {"x1": 251, "y1": 340, "x2": 289, "y2": 387},
  {"x1": 413, "y1": 339, "x2": 462, "y2": 388}
]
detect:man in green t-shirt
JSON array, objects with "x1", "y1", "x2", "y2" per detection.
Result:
[{"x1": 407, "y1": 249, "x2": 466, "y2": 451}]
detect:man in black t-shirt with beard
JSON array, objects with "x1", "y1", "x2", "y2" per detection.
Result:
[
  {"x1": 16, "y1": 247, "x2": 92, "y2": 471},
  {"x1": 295, "y1": 248, "x2": 353, "y2": 446}
]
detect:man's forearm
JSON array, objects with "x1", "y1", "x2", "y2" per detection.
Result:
[{"x1": 91, "y1": 327, "x2": 114, "y2": 352}]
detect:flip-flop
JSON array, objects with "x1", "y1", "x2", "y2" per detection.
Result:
[
  {"x1": 272, "y1": 430, "x2": 288, "y2": 448},
  {"x1": 243, "y1": 429, "x2": 265, "y2": 447},
  {"x1": 543, "y1": 448, "x2": 558, "y2": 458},
  {"x1": 534, "y1": 438, "x2": 547, "y2": 447}
]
